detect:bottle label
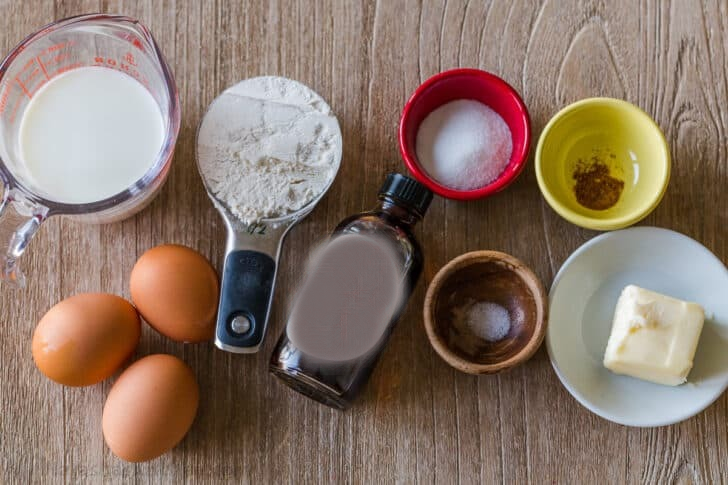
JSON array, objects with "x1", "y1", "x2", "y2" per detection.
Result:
[{"x1": 286, "y1": 234, "x2": 403, "y2": 362}]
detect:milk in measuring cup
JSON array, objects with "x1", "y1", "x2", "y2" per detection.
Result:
[{"x1": 18, "y1": 66, "x2": 164, "y2": 204}]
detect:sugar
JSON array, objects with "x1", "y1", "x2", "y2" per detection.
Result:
[
  {"x1": 464, "y1": 301, "x2": 511, "y2": 342},
  {"x1": 415, "y1": 99, "x2": 512, "y2": 191}
]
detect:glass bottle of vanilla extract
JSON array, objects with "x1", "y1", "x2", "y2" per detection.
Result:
[{"x1": 269, "y1": 173, "x2": 432, "y2": 409}]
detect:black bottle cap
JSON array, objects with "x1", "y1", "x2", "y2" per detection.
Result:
[{"x1": 378, "y1": 173, "x2": 433, "y2": 217}]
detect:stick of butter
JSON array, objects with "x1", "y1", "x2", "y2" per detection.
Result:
[{"x1": 603, "y1": 285, "x2": 705, "y2": 386}]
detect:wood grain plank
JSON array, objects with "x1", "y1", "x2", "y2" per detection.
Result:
[
  {"x1": 44, "y1": 0, "x2": 103, "y2": 481},
  {"x1": 1, "y1": 1, "x2": 727, "y2": 483},
  {"x1": 0, "y1": 6, "x2": 63, "y2": 485},
  {"x1": 521, "y1": 1, "x2": 637, "y2": 483},
  {"x1": 626, "y1": 2, "x2": 727, "y2": 482}
]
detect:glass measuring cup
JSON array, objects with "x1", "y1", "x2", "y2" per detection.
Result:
[{"x1": 0, "y1": 14, "x2": 180, "y2": 287}]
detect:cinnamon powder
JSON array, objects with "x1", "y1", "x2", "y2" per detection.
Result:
[{"x1": 572, "y1": 155, "x2": 624, "y2": 210}]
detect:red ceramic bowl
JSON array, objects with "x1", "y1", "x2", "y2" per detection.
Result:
[{"x1": 399, "y1": 68, "x2": 531, "y2": 200}]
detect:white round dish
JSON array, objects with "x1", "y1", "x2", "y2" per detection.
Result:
[{"x1": 547, "y1": 226, "x2": 728, "y2": 427}]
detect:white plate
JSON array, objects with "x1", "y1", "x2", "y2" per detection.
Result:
[{"x1": 547, "y1": 227, "x2": 728, "y2": 427}]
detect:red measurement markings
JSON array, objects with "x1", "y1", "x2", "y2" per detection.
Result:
[
  {"x1": 14, "y1": 76, "x2": 31, "y2": 99},
  {"x1": 14, "y1": 56, "x2": 48, "y2": 98},
  {"x1": 44, "y1": 52, "x2": 70, "y2": 70},
  {"x1": 46, "y1": 41, "x2": 71, "y2": 53},
  {"x1": 0, "y1": 42, "x2": 75, "y2": 122},
  {"x1": 36, "y1": 56, "x2": 50, "y2": 80},
  {"x1": 54, "y1": 62, "x2": 84, "y2": 76},
  {"x1": 23, "y1": 67, "x2": 42, "y2": 88},
  {"x1": 8, "y1": 94, "x2": 22, "y2": 123},
  {"x1": 0, "y1": 84, "x2": 10, "y2": 115},
  {"x1": 38, "y1": 42, "x2": 74, "y2": 78},
  {"x1": 94, "y1": 56, "x2": 147, "y2": 86},
  {"x1": 21, "y1": 57, "x2": 36, "y2": 71},
  {"x1": 119, "y1": 62, "x2": 143, "y2": 81}
]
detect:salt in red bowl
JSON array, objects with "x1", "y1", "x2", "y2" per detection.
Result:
[{"x1": 399, "y1": 68, "x2": 531, "y2": 200}]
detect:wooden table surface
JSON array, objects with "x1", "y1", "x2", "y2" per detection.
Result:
[{"x1": 2, "y1": 0, "x2": 727, "y2": 483}]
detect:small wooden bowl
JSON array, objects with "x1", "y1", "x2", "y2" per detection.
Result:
[{"x1": 424, "y1": 251, "x2": 548, "y2": 374}]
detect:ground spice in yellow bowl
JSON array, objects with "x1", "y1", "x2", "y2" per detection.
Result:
[
  {"x1": 536, "y1": 98, "x2": 670, "y2": 230},
  {"x1": 572, "y1": 153, "x2": 624, "y2": 211}
]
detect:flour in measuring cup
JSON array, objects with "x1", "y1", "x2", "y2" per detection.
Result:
[{"x1": 196, "y1": 76, "x2": 342, "y2": 224}]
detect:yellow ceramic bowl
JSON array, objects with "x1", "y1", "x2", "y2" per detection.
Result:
[{"x1": 536, "y1": 98, "x2": 670, "y2": 231}]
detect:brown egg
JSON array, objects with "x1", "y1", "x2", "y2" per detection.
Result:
[
  {"x1": 130, "y1": 244, "x2": 218, "y2": 342},
  {"x1": 32, "y1": 293, "x2": 141, "y2": 386},
  {"x1": 102, "y1": 354, "x2": 199, "y2": 462}
]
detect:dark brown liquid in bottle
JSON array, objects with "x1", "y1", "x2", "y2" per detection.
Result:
[{"x1": 269, "y1": 175, "x2": 430, "y2": 409}]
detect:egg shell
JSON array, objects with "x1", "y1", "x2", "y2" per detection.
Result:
[
  {"x1": 102, "y1": 354, "x2": 199, "y2": 462},
  {"x1": 130, "y1": 244, "x2": 219, "y2": 343},
  {"x1": 31, "y1": 293, "x2": 141, "y2": 387}
]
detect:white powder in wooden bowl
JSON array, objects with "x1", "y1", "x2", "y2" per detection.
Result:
[{"x1": 463, "y1": 301, "x2": 511, "y2": 342}]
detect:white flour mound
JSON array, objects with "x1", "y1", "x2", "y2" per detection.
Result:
[{"x1": 197, "y1": 76, "x2": 342, "y2": 223}]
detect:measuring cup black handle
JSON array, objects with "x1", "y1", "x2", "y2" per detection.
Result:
[{"x1": 215, "y1": 250, "x2": 277, "y2": 352}]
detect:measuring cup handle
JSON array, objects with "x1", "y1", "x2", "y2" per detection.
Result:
[
  {"x1": 215, "y1": 250, "x2": 277, "y2": 353},
  {"x1": 0, "y1": 188, "x2": 47, "y2": 288}
]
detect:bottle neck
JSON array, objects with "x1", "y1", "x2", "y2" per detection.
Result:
[{"x1": 376, "y1": 196, "x2": 422, "y2": 226}]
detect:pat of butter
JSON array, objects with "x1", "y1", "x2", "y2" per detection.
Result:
[{"x1": 603, "y1": 285, "x2": 704, "y2": 386}]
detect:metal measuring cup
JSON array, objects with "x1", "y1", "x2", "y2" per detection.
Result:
[
  {"x1": 0, "y1": 14, "x2": 180, "y2": 287},
  {"x1": 196, "y1": 78, "x2": 342, "y2": 353}
]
